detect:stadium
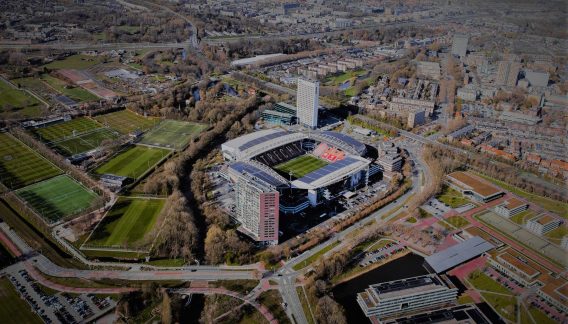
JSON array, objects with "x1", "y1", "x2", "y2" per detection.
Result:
[{"x1": 222, "y1": 128, "x2": 380, "y2": 214}]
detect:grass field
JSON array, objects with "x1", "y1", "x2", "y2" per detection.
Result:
[
  {"x1": 85, "y1": 197, "x2": 164, "y2": 248},
  {"x1": 0, "y1": 278, "x2": 43, "y2": 324},
  {"x1": 95, "y1": 145, "x2": 170, "y2": 179},
  {"x1": 274, "y1": 155, "x2": 329, "y2": 178},
  {"x1": 52, "y1": 128, "x2": 119, "y2": 156},
  {"x1": 43, "y1": 54, "x2": 103, "y2": 70},
  {"x1": 34, "y1": 117, "x2": 102, "y2": 142},
  {"x1": 16, "y1": 175, "x2": 98, "y2": 223},
  {"x1": 94, "y1": 110, "x2": 159, "y2": 134},
  {"x1": 139, "y1": 120, "x2": 207, "y2": 149},
  {"x1": 445, "y1": 215, "x2": 470, "y2": 228},
  {"x1": 0, "y1": 132, "x2": 62, "y2": 189},
  {"x1": 40, "y1": 75, "x2": 98, "y2": 102},
  {"x1": 481, "y1": 293, "x2": 517, "y2": 322},
  {"x1": 474, "y1": 172, "x2": 568, "y2": 218},
  {"x1": 436, "y1": 185, "x2": 471, "y2": 208},
  {"x1": 510, "y1": 209, "x2": 536, "y2": 225},
  {"x1": 292, "y1": 241, "x2": 340, "y2": 271},
  {"x1": 324, "y1": 69, "x2": 366, "y2": 86},
  {"x1": 0, "y1": 78, "x2": 43, "y2": 118}
]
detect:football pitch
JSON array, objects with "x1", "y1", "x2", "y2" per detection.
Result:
[
  {"x1": 94, "y1": 109, "x2": 159, "y2": 134},
  {"x1": 34, "y1": 117, "x2": 102, "y2": 142},
  {"x1": 95, "y1": 145, "x2": 170, "y2": 179},
  {"x1": 85, "y1": 197, "x2": 164, "y2": 248},
  {"x1": 274, "y1": 155, "x2": 329, "y2": 178},
  {"x1": 0, "y1": 132, "x2": 62, "y2": 189},
  {"x1": 52, "y1": 128, "x2": 119, "y2": 156},
  {"x1": 139, "y1": 120, "x2": 207, "y2": 149},
  {"x1": 15, "y1": 175, "x2": 98, "y2": 223}
]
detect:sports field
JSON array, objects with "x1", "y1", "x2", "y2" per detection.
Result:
[
  {"x1": 0, "y1": 132, "x2": 62, "y2": 189},
  {"x1": 139, "y1": 120, "x2": 207, "y2": 149},
  {"x1": 16, "y1": 175, "x2": 98, "y2": 223},
  {"x1": 275, "y1": 155, "x2": 329, "y2": 178},
  {"x1": 95, "y1": 145, "x2": 170, "y2": 179},
  {"x1": 52, "y1": 128, "x2": 119, "y2": 156},
  {"x1": 41, "y1": 74, "x2": 98, "y2": 102},
  {"x1": 94, "y1": 109, "x2": 159, "y2": 134},
  {"x1": 43, "y1": 54, "x2": 103, "y2": 70},
  {"x1": 0, "y1": 78, "x2": 43, "y2": 118},
  {"x1": 34, "y1": 117, "x2": 102, "y2": 142},
  {"x1": 85, "y1": 197, "x2": 164, "y2": 248},
  {"x1": 0, "y1": 278, "x2": 42, "y2": 324}
]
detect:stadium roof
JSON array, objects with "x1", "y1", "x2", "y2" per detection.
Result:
[
  {"x1": 229, "y1": 161, "x2": 288, "y2": 188},
  {"x1": 292, "y1": 156, "x2": 370, "y2": 190},
  {"x1": 320, "y1": 131, "x2": 366, "y2": 154},
  {"x1": 425, "y1": 236, "x2": 494, "y2": 273}
]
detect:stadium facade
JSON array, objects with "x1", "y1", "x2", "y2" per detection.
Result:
[{"x1": 222, "y1": 128, "x2": 376, "y2": 244}]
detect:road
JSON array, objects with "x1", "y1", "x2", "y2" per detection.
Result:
[{"x1": 0, "y1": 41, "x2": 191, "y2": 51}]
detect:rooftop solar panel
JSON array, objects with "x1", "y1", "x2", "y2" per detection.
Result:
[
  {"x1": 425, "y1": 236, "x2": 494, "y2": 273},
  {"x1": 296, "y1": 156, "x2": 360, "y2": 184},
  {"x1": 238, "y1": 130, "x2": 289, "y2": 151},
  {"x1": 230, "y1": 161, "x2": 287, "y2": 187},
  {"x1": 322, "y1": 131, "x2": 366, "y2": 153}
]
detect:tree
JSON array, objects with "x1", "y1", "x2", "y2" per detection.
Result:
[
  {"x1": 204, "y1": 225, "x2": 226, "y2": 264},
  {"x1": 161, "y1": 292, "x2": 172, "y2": 324},
  {"x1": 315, "y1": 296, "x2": 346, "y2": 324}
]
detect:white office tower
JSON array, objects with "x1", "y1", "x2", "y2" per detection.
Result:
[{"x1": 296, "y1": 78, "x2": 319, "y2": 129}]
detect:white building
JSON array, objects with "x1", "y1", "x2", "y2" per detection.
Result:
[
  {"x1": 526, "y1": 214, "x2": 562, "y2": 235},
  {"x1": 494, "y1": 198, "x2": 529, "y2": 218},
  {"x1": 296, "y1": 78, "x2": 319, "y2": 129},
  {"x1": 357, "y1": 274, "x2": 458, "y2": 321},
  {"x1": 235, "y1": 172, "x2": 279, "y2": 245},
  {"x1": 377, "y1": 142, "x2": 402, "y2": 173},
  {"x1": 451, "y1": 34, "x2": 469, "y2": 58}
]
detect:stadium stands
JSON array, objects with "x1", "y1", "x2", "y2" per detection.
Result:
[{"x1": 254, "y1": 141, "x2": 305, "y2": 166}]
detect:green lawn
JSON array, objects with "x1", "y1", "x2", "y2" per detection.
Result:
[
  {"x1": 40, "y1": 75, "x2": 98, "y2": 102},
  {"x1": 86, "y1": 197, "x2": 164, "y2": 248},
  {"x1": 0, "y1": 132, "x2": 62, "y2": 189},
  {"x1": 0, "y1": 278, "x2": 43, "y2": 324},
  {"x1": 258, "y1": 290, "x2": 291, "y2": 324},
  {"x1": 445, "y1": 216, "x2": 470, "y2": 228},
  {"x1": 545, "y1": 225, "x2": 568, "y2": 244},
  {"x1": 324, "y1": 69, "x2": 366, "y2": 86},
  {"x1": 437, "y1": 185, "x2": 471, "y2": 208},
  {"x1": 292, "y1": 241, "x2": 340, "y2": 271},
  {"x1": 510, "y1": 210, "x2": 536, "y2": 225},
  {"x1": 0, "y1": 78, "x2": 43, "y2": 118},
  {"x1": 296, "y1": 287, "x2": 315, "y2": 324},
  {"x1": 368, "y1": 239, "x2": 392, "y2": 252},
  {"x1": 53, "y1": 128, "x2": 119, "y2": 156},
  {"x1": 94, "y1": 109, "x2": 159, "y2": 134},
  {"x1": 96, "y1": 145, "x2": 170, "y2": 179},
  {"x1": 16, "y1": 175, "x2": 98, "y2": 223},
  {"x1": 481, "y1": 293, "x2": 517, "y2": 322},
  {"x1": 528, "y1": 307, "x2": 556, "y2": 324},
  {"x1": 474, "y1": 172, "x2": 568, "y2": 218},
  {"x1": 139, "y1": 120, "x2": 207, "y2": 150},
  {"x1": 43, "y1": 54, "x2": 103, "y2": 70},
  {"x1": 34, "y1": 117, "x2": 102, "y2": 142},
  {"x1": 274, "y1": 155, "x2": 329, "y2": 179},
  {"x1": 468, "y1": 271, "x2": 512, "y2": 295}
]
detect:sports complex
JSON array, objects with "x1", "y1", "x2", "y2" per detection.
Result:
[{"x1": 222, "y1": 128, "x2": 380, "y2": 214}]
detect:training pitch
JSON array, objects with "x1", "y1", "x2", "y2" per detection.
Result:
[
  {"x1": 15, "y1": 175, "x2": 98, "y2": 223},
  {"x1": 139, "y1": 120, "x2": 207, "y2": 149},
  {"x1": 94, "y1": 109, "x2": 159, "y2": 134},
  {"x1": 0, "y1": 132, "x2": 61, "y2": 189},
  {"x1": 84, "y1": 197, "x2": 165, "y2": 249},
  {"x1": 275, "y1": 155, "x2": 329, "y2": 178},
  {"x1": 95, "y1": 145, "x2": 170, "y2": 179},
  {"x1": 34, "y1": 117, "x2": 102, "y2": 142},
  {"x1": 52, "y1": 128, "x2": 119, "y2": 156}
]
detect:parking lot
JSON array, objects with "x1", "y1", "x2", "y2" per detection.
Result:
[
  {"x1": 359, "y1": 242, "x2": 406, "y2": 267},
  {"x1": 4, "y1": 264, "x2": 116, "y2": 324}
]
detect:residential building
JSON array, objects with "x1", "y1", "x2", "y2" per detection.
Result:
[
  {"x1": 235, "y1": 172, "x2": 279, "y2": 245},
  {"x1": 494, "y1": 198, "x2": 529, "y2": 218},
  {"x1": 296, "y1": 78, "x2": 319, "y2": 129},
  {"x1": 526, "y1": 214, "x2": 562, "y2": 235},
  {"x1": 524, "y1": 71, "x2": 549, "y2": 87},
  {"x1": 357, "y1": 274, "x2": 458, "y2": 321},
  {"x1": 389, "y1": 97, "x2": 435, "y2": 117},
  {"x1": 451, "y1": 34, "x2": 469, "y2": 58},
  {"x1": 407, "y1": 110, "x2": 425, "y2": 128},
  {"x1": 416, "y1": 61, "x2": 441, "y2": 80},
  {"x1": 496, "y1": 60, "x2": 521, "y2": 87}
]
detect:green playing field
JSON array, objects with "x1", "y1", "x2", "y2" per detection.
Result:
[
  {"x1": 85, "y1": 197, "x2": 165, "y2": 248},
  {"x1": 0, "y1": 132, "x2": 62, "y2": 189},
  {"x1": 15, "y1": 175, "x2": 98, "y2": 223},
  {"x1": 138, "y1": 120, "x2": 207, "y2": 150},
  {"x1": 95, "y1": 145, "x2": 170, "y2": 179},
  {"x1": 0, "y1": 278, "x2": 42, "y2": 324},
  {"x1": 52, "y1": 128, "x2": 119, "y2": 156},
  {"x1": 94, "y1": 109, "x2": 159, "y2": 134},
  {"x1": 274, "y1": 155, "x2": 328, "y2": 178},
  {"x1": 34, "y1": 117, "x2": 102, "y2": 142}
]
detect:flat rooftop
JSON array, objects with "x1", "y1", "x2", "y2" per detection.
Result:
[
  {"x1": 530, "y1": 214, "x2": 558, "y2": 226},
  {"x1": 503, "y1": 198, "x2": 527, "y2": 210},
  {"x1": 497, "y1": 252, "x2": 540, "y2": 278},
  {"x1": 370, "y1": 275, "x2": 448, "y2": 300},
  {"x1": 447, "y1": 171, "x2": 503, "y2": 198},
  {"x1": 425, "y1": 236, "x2": 494, "y2": 273}
]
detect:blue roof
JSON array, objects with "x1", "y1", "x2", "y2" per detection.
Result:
[
  {"x1": 230, "y1": 162, "x2": 287, "y2": 187},
  {"x1": 321, "y1": 131, "x2": 366, "y2": 153},
  {"x1": 295, "y1": 157, "x2": 361, "y2": 185},
  {"x1": 238, "y1": 130, "x2": 289, "y2": 151}
]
